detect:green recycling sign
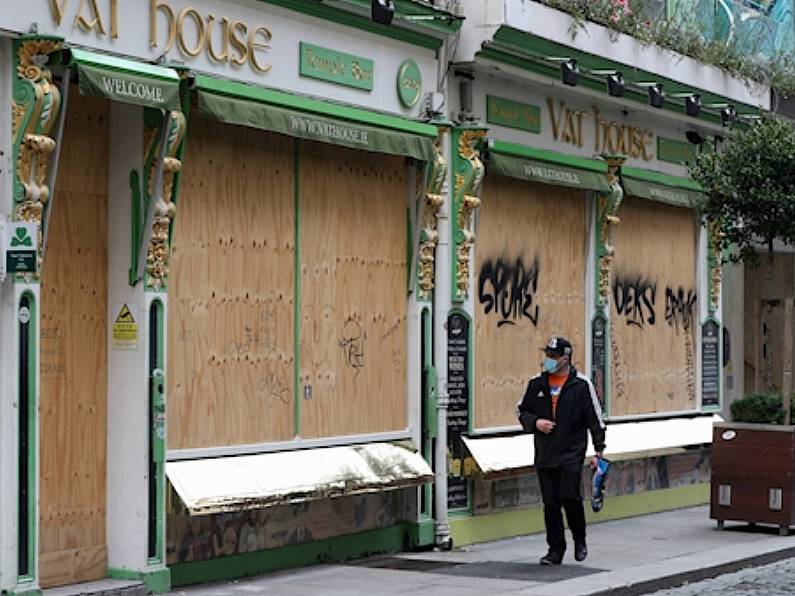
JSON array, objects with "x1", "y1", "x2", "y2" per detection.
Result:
[{"x1": 4, "y1": 222, "x2": 38, "y2": 274}]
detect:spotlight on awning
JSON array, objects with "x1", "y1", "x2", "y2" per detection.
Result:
[
  {"x1": 721, "y1": 105, "x2": 737, "y2": 127},
  {"x1": 685, "y1": 94, "x2": 701, "y2": 117},
  {"x1": 647, "y1": 83, "x2": 665, "y2": 108},
  {"x1": 686, "y1": 130, "x2": 705, "y2": 145},
  {"x1": 560, "y1": 59, "x2": 578, "y2": 86},
  {"x1": 606, "y1": 72, "x2": 625, "y2": 97},
  {"x1": 371, "y1": 0, "x2": 395, "y2": 25}
]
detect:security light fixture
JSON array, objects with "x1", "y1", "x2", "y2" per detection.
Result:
[
  {"x1": 721, "y1": 105, "x2": 737, "y2": 127},
  {"x1": 685, "y1": 94, "x2": 701, "y2": 117},
  {"x1": 606, "y1": 72, "x2": 625, "y2": 97},
  {"x1": 371, "y1": 0, "x2": 395, "y2": 25},
  {"x1": 647, "y1": 83, "x2": 665, "y2": 108},
  {"x1": 560, "y1": 59, "x2": 578, "y2": 86},
  {"x1": 686, "y1": 130, "x2": 705, "y2": 145}
]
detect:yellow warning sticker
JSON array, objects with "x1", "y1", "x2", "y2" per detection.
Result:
[{"x1": 112, "y1": 303, "x2": 138, "y2": 350}]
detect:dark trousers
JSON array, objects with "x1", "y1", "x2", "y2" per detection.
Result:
[{"x1": 537, "y1": 464, "x2": 586, "y2": 554}]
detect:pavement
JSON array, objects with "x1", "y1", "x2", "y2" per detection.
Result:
[{"x1": 166, "y1": 505, "x2": 795, "y2": 596}]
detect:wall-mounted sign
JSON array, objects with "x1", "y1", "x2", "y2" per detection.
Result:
[
  {"x1": 547, "y1": 99, "x2": 654, "y2": 161},
  {"x1": 658, "y1": 137, "x2": 698, "y2": 165},
  {"x1": 701, "y1": 320, "x2": 720, "y2": 407},
  {"x1": 300, "y1": 42, "x2": 373, "y2": 91},
  {"x1": 486, "y1": 95, "x2": 540, "y2": 133},
  {"x1": 591, "y1": 314, "x2": 607, "y2": 410},
  {"x1": 112, "y1": 302, "x2": 139, "y2": 351},
  {"x1": 397, "y1": 59, "x2": 422, "y2": 108},
  {"x1": 447, "y1": 312, "x2": 470, "y2": 511},
  {"x1": 3, "y1": 222, "x2": 38, "y2": 274}
]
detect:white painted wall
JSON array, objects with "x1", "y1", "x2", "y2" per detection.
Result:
[
  {"x1": 0, "y1": 0, "x2": 437, "y2": 118},
  {"x1": 0, "y1": 34, "x2": 18, "y2": 590},
  {"x1": 722, "y1": 262, "x2": 745, "y2": 417},
  {"x1": 106, "y1": 102, "x2": 150, "y2": 571},
  {"x1": 455, "y1": 0, "x2": 770, "y2": 110}
]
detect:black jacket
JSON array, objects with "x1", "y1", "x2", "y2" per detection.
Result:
[{"x1": 517, "y1": 367, "x2": 606, "y2": 468}]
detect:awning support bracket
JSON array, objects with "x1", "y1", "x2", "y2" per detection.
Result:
[
  {"x1": 40, "y1": 67, "x2": 71, "y2": 267},
  {"x1": 134, "y1": 110, "x2": 172, "y2": 287}
]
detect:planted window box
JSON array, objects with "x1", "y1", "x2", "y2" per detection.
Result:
[{"x1": 711, "y1": 394, "x2": 795, "y2": 535}]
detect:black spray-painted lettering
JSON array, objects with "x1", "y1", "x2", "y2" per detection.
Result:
[
  {"x1": 478, "y1": 256, "x2": 540, "y2": 327},
  {"x1": 665, "y1": 286, "x2": 697, "y2": 333},
  {"x1": 613, "y1": 275, "x2": 657, "y2": 328}
]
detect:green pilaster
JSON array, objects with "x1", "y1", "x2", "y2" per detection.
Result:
[
  {"x1": 450, "y1": 125, "x2": 486, "y2": 304},
  {"x1": 17, "y1": 293, "x2": 38, "y2": 584},
  {"x1": 11, "y1": 36, "x2": 64, "y2": 280},
  {"x1": 592, "y1": 156, "x2": 626, "y2": 416}
]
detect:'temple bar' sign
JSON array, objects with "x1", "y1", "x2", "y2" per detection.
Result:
[{"x1": 4, "y1": 222, "x2": 38, "y2": 274}]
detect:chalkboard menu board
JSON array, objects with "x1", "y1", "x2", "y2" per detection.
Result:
[
  {"x1": 701, "y1": 320, "x2": 720, "y2": 407},
  {"x1": 591, "y1": 314, "x2": 607, "y2": 411},
  {"x1": 447, "y1": 313, "x2": 470, "y2": 510}
]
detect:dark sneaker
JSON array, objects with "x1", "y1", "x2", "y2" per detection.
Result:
[
  {"x1": 574, "y1": 540, "x2": 588, "y2": 562},
  {"x1": 539, "y1": 551, "x2": 563, "y2": 565}
]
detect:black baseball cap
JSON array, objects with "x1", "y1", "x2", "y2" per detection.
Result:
[{"x1": 542, "y1": 336, "x2": 572, "y2": 357}]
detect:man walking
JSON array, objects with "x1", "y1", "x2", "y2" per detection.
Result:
[{"x1": 517, "y1": 336, "x2": 606, "y2": 565}]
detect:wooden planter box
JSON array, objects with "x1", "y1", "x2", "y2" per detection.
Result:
[{"x1": 711, "y1": 422, "x2": 795, "y2": 535}]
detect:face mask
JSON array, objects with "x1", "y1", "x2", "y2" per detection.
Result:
[{"x1": 543, "y1": 357, "x2": 560, "y2": 373}]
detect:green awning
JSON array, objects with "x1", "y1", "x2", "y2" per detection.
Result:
[
  {"x1": 195, "y1": 75, "x2": 436, "y2": 162},
  {"x1": 621, "y1": 167, "x2": 702, "y2": 208},
  {"x1": 488, "y1": 141, "x2": 611, "y2": 193},
  {"x1": 69, "y1": 49, "x2": 181, "y2": 111}
]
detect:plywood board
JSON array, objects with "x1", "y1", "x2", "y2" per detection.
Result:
[
  {"x1": 474, "y1": 176, "x2": 588, "y2": 430},
  {"x1": 169, "y1": 118, "x2": 295, "y2": 449},
  {"x1": 299, "y1": 141, "x2": 408, "y2": 438},
  {"x1": 39, "y1": 91, "x2": 108, "y2": 587},
  {"x1": 610, "y1": 196, "x2": 698, "y2": 415}
]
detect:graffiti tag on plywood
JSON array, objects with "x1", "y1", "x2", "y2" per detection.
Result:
[
  {"x1": 339, "y1": 318, "x2": 366, "y2": 378},
  {"x1": 477, "y1": 256, "x2": 540, "y2": 328}
]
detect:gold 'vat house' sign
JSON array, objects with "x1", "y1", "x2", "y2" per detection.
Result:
[{"x1": 47, "y1": 0, "x2": 273, "y2": 73}]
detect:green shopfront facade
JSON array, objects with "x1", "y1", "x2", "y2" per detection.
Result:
[
  {"x1": 439, "y1": 0, "x2": 768, "y2": 546},
  {"x1": 0, "y1": 0, "x2": 459, "y2": 592}
]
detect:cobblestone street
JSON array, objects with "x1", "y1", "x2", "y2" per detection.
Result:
[{"x1": 648, "y1": 556, "x2": 795, "y2": 596}]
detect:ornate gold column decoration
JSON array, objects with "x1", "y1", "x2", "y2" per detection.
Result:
[
  {"x1": 417, "y1": 134, "x2": 448, "y2": 301},
  {"x1": 707, "y1": 218, "x2": 723, "y2": 313},
  {"x1": 596, "y1": 155, "x2": 626, "y2": 306},
  {"x1": 144, "y1": 111, "x2": 186, "y2": 289},
  {"x1": 451, "y1": 127, "x2": 486, "y2": 302},
  {"x1": 13, "y1": 38, "x2": 63, "y2": 268}
]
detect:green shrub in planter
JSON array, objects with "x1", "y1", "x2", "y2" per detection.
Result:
[{"x1": 731, "y1": 393, "x2": 795, "y2": 424}]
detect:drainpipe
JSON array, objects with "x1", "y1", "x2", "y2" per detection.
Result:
[{"x1": 433, "y1": 126, "x2": 453, "y2": 550}]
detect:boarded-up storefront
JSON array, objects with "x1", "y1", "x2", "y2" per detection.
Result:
[
  {"x1": 39, "y1": 92, "x2": 109, "y2": 587},
  {"x1": 164, "y1": 77, "x2": 437, "y2": 567},
  {"x1": 610, "y1": 171, "x2": 701, "y2": 416},
  {"x1": 473, "y1": 144, "x2": 609, "y2": 430},
  {"x1": 170, "y1": 115, "x2": 411, "y2": 448}
]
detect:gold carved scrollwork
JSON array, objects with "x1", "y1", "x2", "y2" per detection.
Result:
[
  {"x1": 146, "y1": 111, "x2": 186, "y2": 289},
  {"x1": 597, "y1": 156, "x2": 625, "y2": 305},
  {"x1": 417, "y1": 136, "x2": 447, "y2": 299},
  {"x1": 14, "y1": 39, "x2": 63, "y2": 274},
  {"x1": 454, "y1": 129, "x2": 486, "y2": 299}
]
